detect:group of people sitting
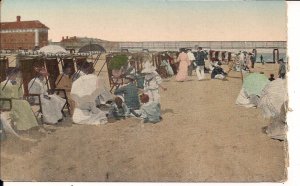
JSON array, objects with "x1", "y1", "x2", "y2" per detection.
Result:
[
  {"x1": 110, "y1": 60, "x2": 167, "y2": 123},
  {"x1": 52, "y1": 59, "x2": 167, "y2": 125},
  {"x1": 0, "y1": 57, "x2": 170, "y2": 140}
]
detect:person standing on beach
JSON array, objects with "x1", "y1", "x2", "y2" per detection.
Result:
[
  {"x1": 250, "y1": 53, "x2": 256, "y2": 68},
  {"x1": 142, "y1": 61, "x2": 167, "y2": 104},
  {"x1": 278, "y1": 59, "x2": 286, "y2": 79},
  {"x1": 176, "y1": 48, "x2": 191, "y2": 82},
  {"x1": 195, "y1": 47, "x2": 207, "y2": 80},
  {"x1": 260, "y1": 55, "x2": 264, "y2": 65},
  {"x1": 187, "y1": 49, "x2": 195, "y2": 76}
]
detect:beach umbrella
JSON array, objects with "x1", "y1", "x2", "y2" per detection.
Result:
[
  {"x1": 39, "y1": 45, "x2": 67, "y2": 55},
  {"x1": 71, "y1": 74, "x2": 103, "y2": 104},
  {"x1": 258, "y1": 78, "x2": 288, "y2": 118},
  {"x1": 243, "y1": 73, "x2": 269, "y2": 96},
  {"x1": 78, "y1": 44, "x2": 106, "y2": 53},
  {"x1": 78, "y1": 44, "x2": 106, "y2": 74}
]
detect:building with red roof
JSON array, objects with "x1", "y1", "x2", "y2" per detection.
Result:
[{"x1": 0, "y1": 16, "x2": 49, "y2": 50}]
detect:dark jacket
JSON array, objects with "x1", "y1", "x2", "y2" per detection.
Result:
[
  {"x1": 211, "y1": 66, "x2": 227, "y2": 79},
  {"x1": 114, "y1": 82, "x2": 140, "y2": 110},
  {"x1": 195, "y1": 50, "x2": 207, "y2": 66}
]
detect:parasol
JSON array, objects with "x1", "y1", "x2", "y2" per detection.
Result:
[
  {"x1": 258, "y1": 78, "x2": 288, "y2": 118},
  {"x1": 39, "y1": 45, "x2": 68, "y2": 55},
  {"x1": 78, "y1": 44, "x2": 106, "y2": 75},
  {"x1": 71, "y1": 74, "x2": 103, "y2": 104},
  {"x1": 78, "y1": 44, "x2": 106, "y2": 53},
  {"x1": 243, "y1": 73, "x2": 269, "y2": 96}
]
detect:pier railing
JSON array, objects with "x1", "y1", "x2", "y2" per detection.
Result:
[{"x1": 119, "y1": 41, "x2": 287, "y2": 51}]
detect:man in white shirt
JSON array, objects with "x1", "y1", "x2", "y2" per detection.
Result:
[{"x1": 187, "y1": 49, "x2": 196, "y2": 76}]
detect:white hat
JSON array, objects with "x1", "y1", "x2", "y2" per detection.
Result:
[
  {"x1": 141, "y1": 60, "x2": 156, "y2": 73},
  {"x1": 116, "y1": 95, "x2": 124, "y2": 102}
]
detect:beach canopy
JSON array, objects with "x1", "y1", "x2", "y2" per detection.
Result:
[
  {"x1": 39, "y1": 45, "x2": 68, "y2": 55},
  {"x1": 258, "y1": 78, "x2": 288, "y2": 118},
  {"x1": 243, "y1": 73, "x2": 269, "y2": 96},
  {"x1": 78, "y1": 44, "x2": 106, "y2": 53}
]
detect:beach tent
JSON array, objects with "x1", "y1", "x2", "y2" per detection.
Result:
[
  {"x1": 236, "y1": 73, "x2": 269, "y2": 108},
  {"x1": 258, "y1": 78, "x2": 288, "y2": 119},
  {"x1": 258, "y1": 79, "x2": 288, "y2": 140},
  {"x1": 243, "y1": 73, "x2": 269, "y2": 96}
]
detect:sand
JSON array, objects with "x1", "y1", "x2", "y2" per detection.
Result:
[{"x1": 0, "y1": 61, "x2": 287, "y2": 182}]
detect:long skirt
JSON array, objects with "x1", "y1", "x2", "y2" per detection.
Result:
[
  {"x1": 41, "y1": 95, "x2": 66, "y2": 124},
  {"x1": 176, "y1": 61, "x2": 189, "y2": 81}
]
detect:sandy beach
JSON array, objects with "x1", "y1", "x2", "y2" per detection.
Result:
[{"x1": 0, "y1": 61, "x2": 287, "y2": 182}]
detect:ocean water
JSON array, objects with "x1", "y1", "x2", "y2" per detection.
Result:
[{"x1": 256, "y1": 52, "x2": 287, "y2": 63}]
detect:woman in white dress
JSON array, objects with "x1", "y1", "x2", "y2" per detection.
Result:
[
  {"x1": 28, "y1": 67, "x2": 66, "y2": 124},
  {"x1": 71, "y1": 62, "x2": 108, "y2": 125}
]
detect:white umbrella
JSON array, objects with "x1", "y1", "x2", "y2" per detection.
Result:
[
  {"x1": 39, "y1": 45, "x2": 67, "y2": 55},
  {"x1": 71, "y1": 74, "x2": 103, "y2": 104},
  {"x1": 258, "y1": 78, "x2": 288, "y2": 118}
]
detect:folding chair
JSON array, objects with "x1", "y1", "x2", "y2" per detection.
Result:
[
  {"x1": 18, "y1": 56, "x2": 45, "y2": 122},
  {"x1": 44, "y1": 57, "x2": 71, "y2": 116},
  {"x1": 153, "y1": 53, "x2": 168, "y2": 78}
]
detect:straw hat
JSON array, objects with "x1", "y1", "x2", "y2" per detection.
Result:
[{"x1": 141, "y1": 61, "x2": 156, "y2": 74}]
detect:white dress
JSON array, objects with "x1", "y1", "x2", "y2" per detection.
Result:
[
  {"x1": 144, "y1": 71, "x2": 162, "y2": 104},
  {"x1": 71, "y1": 75, "x2": 108, "y2": 125},
  {"x1": 28, "y1": 78, "x2": 66, "y2": 124},
  {"x1": 72, "y1": 102, "x2": 108, "y2": 125}
]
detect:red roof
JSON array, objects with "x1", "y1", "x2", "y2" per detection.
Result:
[{"x1": 1, "y1": 20, "x2": 49, "y2": 30}]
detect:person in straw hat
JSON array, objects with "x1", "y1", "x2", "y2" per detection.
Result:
[
  {"x1": 28, "y1": 67, "x2": 66, "y2": 124},
  {"x1": 142, "y1": 61, "x2": 167, "y2": 105},
  {"x1": 0, "y1": 67, "x2": 38, "y2": 130}
]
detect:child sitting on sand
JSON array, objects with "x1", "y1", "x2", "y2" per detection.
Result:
[
  {"x1": 108, "y1": 96, "x2": 130, "y2": 120},
  {"x1": 138, "y1": 93, "x2": 161, "y2": 124}
]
